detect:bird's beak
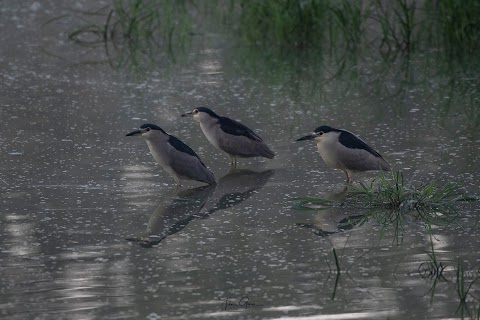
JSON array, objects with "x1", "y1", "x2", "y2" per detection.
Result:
[
  {"x1": 126, "y1": 129, "x2": 142, "y2": 137},
  {"x1": 180, "y1": 111, "x2": 193, "y2": 117},
  {"x1": 296, "y1": 133, "x2": 316, "y2": 141}
]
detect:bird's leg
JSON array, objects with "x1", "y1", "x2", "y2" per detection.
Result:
[
  {"x1": 344, "y1": 170, "x2": 353, "y2": 184},
  {"x1": 347, "y1": 171, "x2": 354, "y2": 184},
  {"x1": 229, "y1": 155, "x2": 237, "y2": 168},
  {"x1": 173, "y1": 177, "x2": 181, "y2": 192},
  {"x1": 226, "y1": 165, "x2": 237, "y2": 175}
]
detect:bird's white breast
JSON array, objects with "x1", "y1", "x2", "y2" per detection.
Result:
[
  {"x1": 316, "y1": 132, "x2": 344, "y2": 169},
  {"x1": 199, "y1": 120, "x2": 220, "y2": 149},
  {"x1": 146, "y1": 138, "x2": 175, "y2": 175}
]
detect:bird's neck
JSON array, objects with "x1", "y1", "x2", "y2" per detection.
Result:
[
  {"x1": 199, "y1": 116, "x2": 219, "y2": 128},
  {"x1": 145, "y1": 135, "x2": 170, "y2": 159}
]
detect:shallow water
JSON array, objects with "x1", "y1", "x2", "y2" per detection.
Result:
[{"x1": 1, "y1": 1, "x2": 480, "y2": 319}]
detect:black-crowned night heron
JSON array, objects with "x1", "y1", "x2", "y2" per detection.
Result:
[
  {"x1": 181, "y1": 107, "x2": 275, "y2": 166},
  {"x1": 126, "y1": 123, "x2": 216, "y2": 186},
  {"x1": 297, "y1": 125, "x2": 391, "y2": 183}
]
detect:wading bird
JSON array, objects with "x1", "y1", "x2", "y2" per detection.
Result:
[
  {"x1": 181, "y1": 107, "x2": 274, "y2": 166},
  {"x1": 297, "y1": 125, "x2": 390, "y2": 183},
  {"x1": 126, "y1": 123, "x2": 215, "y2": 187}
]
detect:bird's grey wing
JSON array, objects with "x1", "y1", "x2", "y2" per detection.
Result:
[
  {"x1": 336, "y1": 146, "x2": 389, "y2": 171},
  {"x1": 167, "y1": 135, "x2": 215, "y2": 182},
  {"x1": 168, "y1": 147, "x2": 215, "y2": 183},
  {"x1": 217, "y1": 133, "x2": 254, "y2": 155},
  {"x1": 216, "y1": 131, "x2": 274, "y2": 158},
  {"x1": 219, "y1": 117, "x2": 263, "y2": 142}
]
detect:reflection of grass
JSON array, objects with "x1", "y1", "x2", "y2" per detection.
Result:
[
  {"x1": 329, "y1": 1, "x2": 364, "y2": 50},
  {"x1": 372, "y1": 0, "x2": 416, "y2": 52},
  {"x1": 61, "y1": 0, "x2": 192, "y2": 72},
  {"x1": 56, "y1": 0, "x2": 480, "y2": 100},
  {"x1": 417, "y1": 242, "x2": 480, "y2": 317},
  {"x1": 292, "y1": 171, "x2": 477, "y2": 242},
  {"x1": 456, "y1": 259, "x2": 480, "y2": 318},
  {"x1": 428, "y1": 0, "x2": 480, "y2": 54},
  {"x1": 419, "y1": 234, "x2": 449, "y2": 303},
  {"x1": 236, "y1": 0, "x2": 329, "y2": 49},
  {"x1": 323, "y1": 248, "x2": 342, "y2": 300},
  {"x1": 330, "y1": 248, "x2": 341, "y2": 300},
  {"x1": 62, "y1": 0, "x2": 480, "y2": 54},
  {"x1": 233, "y1": 0, "x2": 480, "y2": 53}
]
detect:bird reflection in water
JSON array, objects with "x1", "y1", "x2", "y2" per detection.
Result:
[
  {"x1": 296, "y1": 187, "x2": 364, "y2": 237},
  {"x1": 125, "y1": 185, "x2": 214, "y2": 247},
  {"x1": 201, "y1": 169, "x2": 274, "y2": 216},
  {"x1": 126, "y1": 169, "x2": 274, "y2": 247}
]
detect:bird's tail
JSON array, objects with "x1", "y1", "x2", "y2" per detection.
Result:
[
  {"x1": 204, "y1": 169, "x2": 216, "y2": 185},
  {"x1": 379, "y1": 158, "x2": 391, "y2": 171},
  {"x1": 258, "y1": 142, "x2": 275, "y2": 159}
]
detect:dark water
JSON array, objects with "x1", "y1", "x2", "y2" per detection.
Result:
[{"x1": 1, "y1": 1, "x2": 480, "y2": 319}]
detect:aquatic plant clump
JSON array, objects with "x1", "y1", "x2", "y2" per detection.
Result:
[
  {"x1": 292, "y1": 171, "x2": 477, "y2": 241},
  {"x1": 293, "y1": 171, "x2": 473, "y2": 213},
  {"x1": 349, "y1": 171, "x2": 468, "y2": 213}
]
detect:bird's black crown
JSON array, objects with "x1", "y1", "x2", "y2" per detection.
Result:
[
  {"x1": 140, "y1": 123, "x2": 167, "y2": 134},
  {"x1": 196, "y1": 107, "x2": 220, "y2": 118},
  {"x1": 314, "y1": 125, "x2": 339, "y2": 133}
]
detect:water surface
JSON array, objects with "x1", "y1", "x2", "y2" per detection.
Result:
[{"x1": 1, "y1": 1, "x2": 479, "y2": 319}]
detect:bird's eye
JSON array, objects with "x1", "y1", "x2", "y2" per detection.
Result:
[
  {"x1": 146, "y1": 128, "x2": 151, "y2": 132},
  {"x1": 193, "y1": 109, "x2": 199, "y2": 114},
  {"x1": 318, "y1": 131, "x2": 324, "y2": 136}
]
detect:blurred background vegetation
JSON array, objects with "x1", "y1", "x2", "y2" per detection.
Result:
[
  {"x1": 65, "y1": 0, "x2": 480, "y2": 65},
  {"x1": 56, "y1": 0, "x2": 480, "y2": 130}
]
